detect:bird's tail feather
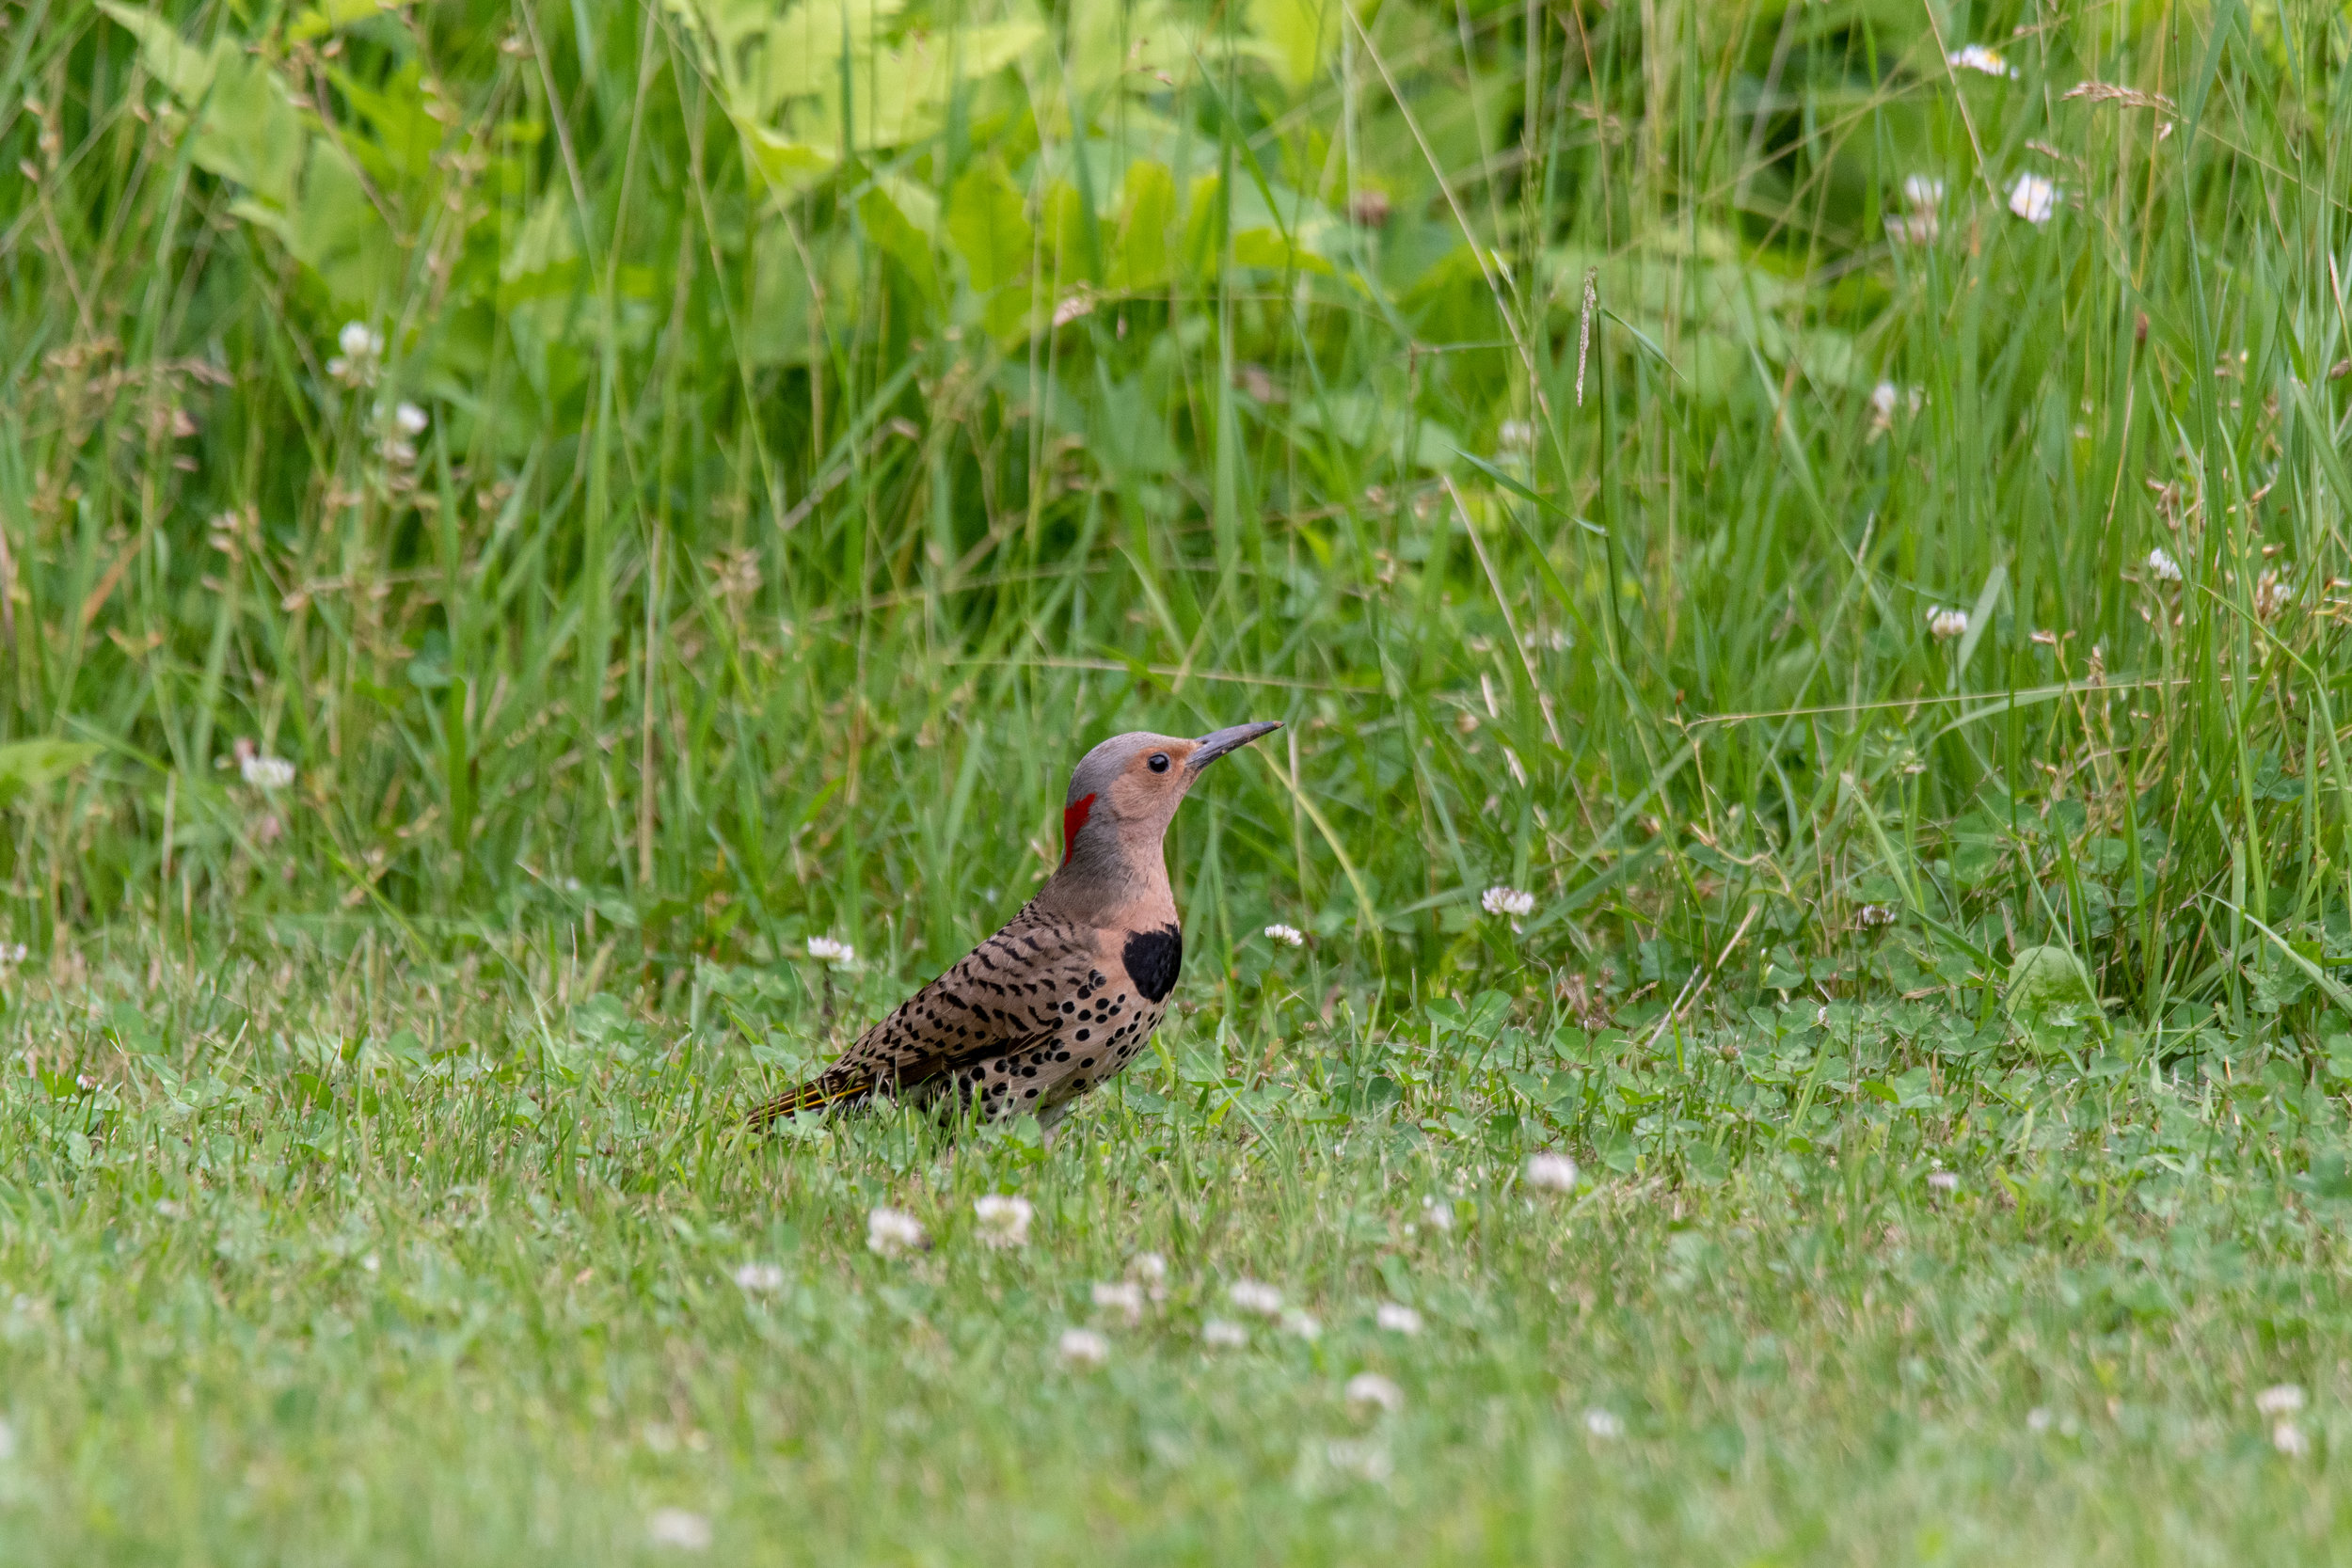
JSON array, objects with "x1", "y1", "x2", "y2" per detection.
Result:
[{"x1": 746, "y1": 1070, "x2": 874, "y2": 1129}]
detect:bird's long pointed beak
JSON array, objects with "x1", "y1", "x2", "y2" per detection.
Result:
[{"x1": 1188, "y1": 720, "x2": 1282, "y2": 771}]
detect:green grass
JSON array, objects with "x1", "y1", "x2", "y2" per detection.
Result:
[{"x1": 6, "y1": 0, "x2": 2352, "y2": 1557}]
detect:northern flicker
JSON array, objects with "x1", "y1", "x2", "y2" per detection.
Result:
[{"x1": 750, "y1": 721, "x2": 1281, "y2": 1132}]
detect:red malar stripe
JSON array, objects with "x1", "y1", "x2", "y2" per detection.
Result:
[{"x1": 1061, "y1": 793, "x2": 1096, "y2": 864}]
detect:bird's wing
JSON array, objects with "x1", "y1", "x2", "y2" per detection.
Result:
[{"x1": 749, "y1": 903, "x2": 1098, "y2": 1123}]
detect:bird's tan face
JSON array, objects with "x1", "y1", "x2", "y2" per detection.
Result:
[{"x1": 1056, "y1": 722, "x2": 1281, "y2": 881}]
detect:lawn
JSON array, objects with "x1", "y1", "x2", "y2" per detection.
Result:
[{"x1": 5, "y1": 0, "x2": 2352, "y2": 1558}]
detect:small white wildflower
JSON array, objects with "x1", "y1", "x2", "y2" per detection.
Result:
[
  {"x1": 361, "y1": 1252, "x2": 379, "y2": 1273},
  {"x1": 0, "y1": 943, "x2": 25, "y2": 965},
  {"x1": 1926, "y1": 1169, "x2": 1960, "y2": 1193},
  {"x1": 1229, "y1": 1279, "x2": 1283, "y2": 1317},
  {"x1": 732, "y1": 1261, "x2": 786, "y2": 1293},
  {"x1": 1481, "y1": 885, "x2": 1535, "y2": 918},
  {"x1": 1201, "y1": 1319, "x2": 1248, "y2": 1349},
  {"x1": 1901, "y1": 174, "x2": 1946, "y2": 209},
  {"x1": 1057, "y1": 1327, "x2": 1111, "y2": 1369},
  {"x1": 1948, "y1": 43, "x2": 2016, "y2": 78},
  {"x1": 240, "y1": 753, "x2": 296, "y2": 791},
  {"x1": 393, "y1": 401, "x2": 429, "y2": 436},
  {"x1": 1128, "y1": 1252, "x2": 1168, "y2": 1286},
  {"x1": 1524, "y1": 1152, "x2": 1580, "y2": 1193},
  {"x1": 1856, "y1": 904, "x2": 1899, "y2": 929},
  {"x1": 1050, "y1": 293, "x2": 1094, "y2": 327},
  {"x1": 1281, "y1": 1309, "x2": 1322, "y2": 1340},
  {"x1": 2256, "y1": 1385, "x2": 2306, "y2": 1418},
  {"x1": 1344, "y1": 1372, "x2": 1404, "y2": 1416},
  {"x1": 804, "y1": 935, "x2": 855, "y2": 966},
  {"x1": 1375, "y1": 1303, "x2": 1423, "y2": 1336},
  {"x1": 339, "y1": 321, "x2": 385, "y2": 359},
  {"x1": 1927, "y1": 607, "x2": 1969, "y2": 640},
  {"x1": 1886, "y1": 210, "x2": 1940, "y2": 245},
  {"x1": 2273, "y1": 1420, "x2": 2310, "y2": 1458},
  {"x1": 1419, "y1": 1194, "x2": 1454, "y2": 1231},
  {"x1": 1497, "y1": 419, "x2": 1535, "y2": 451},
  {"x1": 1263, "y1": 923, "x2": 1306, "y2": 947},
  {"x1": 2145, "y1": 546, "x2": 2183, "y2": 583},
  {"x1": 2007, "y1": 172, "x2": 2058, "y2": 224},
  {"x1": 866, "y1": 1206, "x2": 927, "y2": 1257},
  {"x1": 1582, "y1": 1407, "x2": 1624, "y2": 1439},
  {"x1": 646, "y1": 1509, "x2": 712, "y2": 1551},
  {"x1": 1091, "y1": 1280, "x2": 1145, "y2": 1325},
  {"x1": 2026, "y1": 1407, "x2": 2054, "y2": 1433},
  {"x1": 974, "y1": 1194, "x2": 1034, "y2": 1249}
]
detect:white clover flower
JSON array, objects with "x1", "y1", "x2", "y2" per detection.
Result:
[
  {"x1": 1091, "y1": 1280, "x2": 1145, "y2": 1325},
  {"x1": 339, "y1": 322, "x2": 385, "y2": 359},
  {"x1": 1872, "y1": 381, "x2": 1902, "y2": 419},
  {"x1": 804, "y1": 935, "x2": 855, "y2": 966},
  {"x1": 646, "y1": 1509, "x2": 712, "y2": 1551},
  {"x1": 1201, "y1": 1319, "x2": 1248, "y2": 1349},
  {"x1": 1497, "y1": 419, "x2": 1535, "y2": 451},
  {"x1": 1228, "y1": 1279, "x2": 1283, "y2": 1317},
  {"x1": 1057, "y1": 1327, "x2": 1111, "y2": 1369},
  {"x1": 2007, "y1": 172, "x2": 2058, "y2": 224},
  {"x1": 393, "y1": 401, "x2": 429, "y2": 436},
  {"x1": 974, "y1": 1194, "x2": 1034, "y2": 1249},
  {"x1": 1948, "y1": 43, "x2": 2016, "y2": 78},
  {"x1": 732, "y1": 1261, "x2": 785, "y2": 1292},
  {"x1": 2026, "y1": 1407, "x2": 2054, "y2": 1433},
  {"x1": 0, "y1": 943, "x2": 26, "y2": 965},
  {"x1": 1375, "y1": 1303, "x2": 1423, "y2": 1336},
  {"x1": 1524, "y1": 1152, "x2": 1580, "y2": 1193},
  {"x1": 1281, "y1": 1309, "x2": 1321, "y2": 1340},
  {"x1": 2145, "y1": 546, "x2": 2183, "y2": 583},
  {"x1": 1582, "y1": 1407, "x2": 1624, "y2": 1439},
  {"x1": 1926, "y1": 1169, "x2": 1959, "y2": 1193},
  {"x1": 1901, "y1": 175, "x2": 1946, "y2": 209},
  {"x1": 240, "y1": 753, "x2": 296, "y2": 791},
  {"x1": 1263, "y1": 923, "x2": 1306, "y2": 947},
  {"x1": 1481, "y1": 886, "x2": 1535, "y2": 918},
  {"x1": 2273, "y1": 1420, "x2": 2310, "y2": 1457},
  {"x1": 1856, "y1": 904, "x2": 1899, "y2": 929},
  {"x1": 866, "y1": 1206, "x2": 927, "y2": 1257},
  {"x1": 1419, "y1": 1194, "x2": 1454, "y2": 1231},
  {"x1": 1926, "y1": 607, "x2": 1969, "y2": 640},
  {"x1": 1344, "y1": 1372, "x2": 1404, "y2": 1415},
  {"x1": 2257, "y1": 1385, "x2": 2306, "y2": 1418},
  {"x1": 1128, "y1": 1252, "x2": 1168, "y2": 1286}
]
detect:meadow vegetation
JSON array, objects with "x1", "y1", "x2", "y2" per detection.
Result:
[{"x1": 5, "y1": 0, "x2": 2352, "y2": 1557}]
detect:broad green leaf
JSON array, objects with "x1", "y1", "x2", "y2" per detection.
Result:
[
  {"x1": 859, "y1": 182, "x2": 940, "y2": 302},
  {"x1": 1110, "y1": 161, "x2": 1174, "y2": 291},
  {"x1": 99, "y1": 2, "x2": 221, "y2": 102},
  {"x1": 946, "y1": 163, "x2": 1031, "y2": 295},
  {"x1": 1247, "y1": 0, "x2": 1339, "y2": 91},
  {"x1": 0, "y1": 739, "x2": 102, "y2": 808}
]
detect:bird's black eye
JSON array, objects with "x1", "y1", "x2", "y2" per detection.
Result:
[{"x1": 1149, "y1": 752, "x2": 1170, "y2": 773}]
